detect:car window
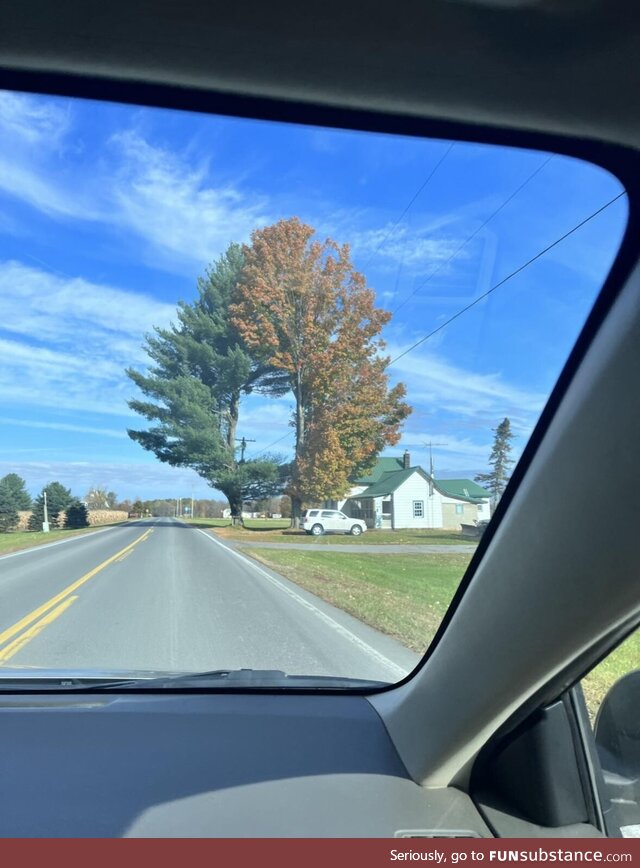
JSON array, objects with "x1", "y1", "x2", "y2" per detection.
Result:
[
  {"x1": 581, "y1": 629, "x2": 640, "y2": 837},
  {"x1": 0, "y1": 88, "x2": 627, "y2": 690}
]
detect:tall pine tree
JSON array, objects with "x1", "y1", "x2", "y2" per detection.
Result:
[
  {"x1": 0, "y1": 473, "x2": 31, "y2": 510},
  {"x1": 28, "y1": 482, "x2": 73, "y2": 530},
  {"x1": 0, "y1": 478, "x2": 19, "y2": 532},
  {"x1": 475, "y1": 418, "x2": 515, "y2": 509}
]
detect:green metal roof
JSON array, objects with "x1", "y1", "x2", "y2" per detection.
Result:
[
  {"x1": 355, "y1": 467, "x2": 417, "y2": 498},
  {"x1": 353, "y1": 468, "x2": 484, "y2": 503},
  {"x1": 351, "y1": 460, "x2": 490, "y2": 503},
  {"x1": 436, "y1": 478, "x2": 490, "y2": 501},
  {"x1": 352, "y1": 457, "x2": 405, "y2": 485}
]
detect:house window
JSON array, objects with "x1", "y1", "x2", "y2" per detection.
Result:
[
  {"x1": 413, "y1": 501, "x2": 424, "y2": 518},
  {"x1": 455, "y1": 504, "x2": 464, "y2": 515},
  {"x1": 382, "y1": 501, "x2": 391, "y2": 515}
]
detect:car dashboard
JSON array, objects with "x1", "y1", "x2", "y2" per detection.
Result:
[{"x1": 0, "y1": 691, "x2": 489, "y2": 838}]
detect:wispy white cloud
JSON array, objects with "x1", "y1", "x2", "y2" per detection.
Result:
[
  {"x1": 391, "y1": 346, "x2": 545, "y2": 421},
  {"x1": 0, "y1": 91, "x2": 97, "y2": 221},
  {"x1": 106, "y1": 130, "x2": 270, "y2": 270},
  {"x1": 351, "y1": 223, "x2": 462, "y2": 270},
  {"x1": 0, "y1": 417, "x2": 127, "y2": 439},
  {"x1": 0, "y1": 95, "x2": 271, "y2": 269},
  {"x1": 0, "y1": 91, "x2": 70, "y2": 146},
  {"x1": 0, "y1": 157, "x2": 97, "y2": 220},
  {"x1": 398, "y1": 431, "x2": 491, "y2": 460},
  {"x1": 0, "y1": 261, "x2": 176, "y2": 417},
  {"x1": 385, "y1": 343, "x2": 544, "y2": 472},
  {"x1": 0, "y1": 460, "x2": 215, "y2": 500},
  {"x1": 0, "y1": 260, "x2": 176, "y2": 344}
]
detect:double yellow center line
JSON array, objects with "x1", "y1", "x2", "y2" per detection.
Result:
[{"x1": 0, "y1": 528, "x2": 153, "y2": 663}]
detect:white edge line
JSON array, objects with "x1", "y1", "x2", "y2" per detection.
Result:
[
  {"x1": 0, "y1": 520, "x2": 147, "y2": 563},
  {"x1": 196, "y1": 527, "x2": 406, "y2": 681}
]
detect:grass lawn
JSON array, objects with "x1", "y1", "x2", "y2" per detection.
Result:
[
  {"x1": 244, "y1": 547, "x2": 636, "y2": 718},
  {"x1": 0, "y1": 523, "x2": 125, "y2": 556},
  {"x1": 245, "y1": 548, "x2": 470, "y2": 654},
  {"x1": 216, "y1": 526, "x2": 476, "y2": 546},
  {"x1": 184, "y1": 518, "x2": 290, "y2": 530},
  {"x1": 581, "y1": 630, "x2": 640, "y2": 722},
  {"x1": 183, "y1": 517, "x2": 232, "y2": 528}
]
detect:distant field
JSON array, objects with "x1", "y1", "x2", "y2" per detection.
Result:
[
  {"x1": 243, "y1": 519, "x2": 291, "y2": 530},
  {"x1": 183, "y1": 517, "x2": 232, "y2": 528},
  {"x1": 215, "y1": 525, "x2": 475, "y2": 545},
  {"x1": 184, "y1": 518, "x2": 290, "y2": 530}
]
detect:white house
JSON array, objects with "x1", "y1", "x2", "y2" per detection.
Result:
[{"x1": 331, "y1": 452, "x2": 490, "y2": 531}]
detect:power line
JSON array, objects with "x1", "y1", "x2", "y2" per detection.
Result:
[
  {"x1": 360, "y1": 142, "x2": 455, "y2": 272},
  {"x1": 388, "y1": 190, "x2": 626, "y2": 369},
  {"x1": 391, "y1": 154, "x2": 555, "y2": 316},
  {"x1": 247, "y1": 430, "x2": 294, "y2": 460}
]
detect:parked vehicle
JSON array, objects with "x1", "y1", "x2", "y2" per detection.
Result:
[{"x1": 302, "y1": 509, "x2": 366, "y2": 536}]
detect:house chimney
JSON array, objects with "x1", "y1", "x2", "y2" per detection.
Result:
[{"x1": 403, "y1": 450, "x2": 410, "y2": 469}]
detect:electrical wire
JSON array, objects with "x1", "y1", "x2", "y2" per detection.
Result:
[
  {"x1": 360, "y1": 142, "x2": 455, "y2": 272},
  {"x1": 388, "y1": 190, "x2": 627, "y2": 369},
  {"x1": 391, "y1": 154, "x2": 555, "y2": 316},
  {"x1": 247, "y1": 430, "x2": 294, "y2": 460}
]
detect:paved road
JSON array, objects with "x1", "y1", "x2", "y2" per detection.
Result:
[
  {"x1": 232, "y1": 541, "x2": 476, "y2": 554},
  {"x1": 0, "y1": 518, "x2": 417, "y2": 683}
]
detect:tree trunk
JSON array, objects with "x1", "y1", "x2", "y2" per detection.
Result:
[
  {"x1": 291, "y1": 370, "x2": 305, "y2": 528},
  {"x1": 227, "y1": 392, "x2": 239, "y2": 452},
  {"x1": 228, "y1": 492, "x2": 244, "y2": 526},
  {"x1": 291, "y1": 495, "x2": 304, "y2": 527},
  {"x1": 219, "y1": 485, "x2": 244, "y2": 527}
]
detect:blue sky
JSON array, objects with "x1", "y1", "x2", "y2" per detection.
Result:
[{"x1": 0, "y1": 89, "x2": 628, "y2": 500}]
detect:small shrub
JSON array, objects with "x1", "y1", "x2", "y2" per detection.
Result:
[{"x1": 64, "y1": 500, "x2": 90, "y2": 529}]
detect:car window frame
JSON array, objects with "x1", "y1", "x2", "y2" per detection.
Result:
[{"x1": 0, "y1": 70, "x2": 637, "y2": 699}]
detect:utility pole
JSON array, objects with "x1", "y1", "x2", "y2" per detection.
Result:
[
  {"x1": 235, "y1": 436, "x2": 256, "y2": 463},
  {"x1": 191, "y1": 492, "x2": 194, "y2": 519},
  {"x1": 423, "y1": 441, "x2": 447, "y2": 500},
  {"x1": 423, "y1": 441, "x2": 447, "y2": 478},
  {"x1": 42, "y1": 490, "x2": 50, "y2": 533}
]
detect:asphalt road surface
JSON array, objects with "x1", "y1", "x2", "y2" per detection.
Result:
[{"x1": 0, "y1": 518, "x2": 418, "y2": 682}]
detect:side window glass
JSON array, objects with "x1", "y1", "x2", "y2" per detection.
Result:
[{"x1": 582, "y1": 630, "x2": 640, "y2": 837}]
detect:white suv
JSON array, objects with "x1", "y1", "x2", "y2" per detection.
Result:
[{"x1": 302, "y1": 509, "x2": 367, "y2": 536}]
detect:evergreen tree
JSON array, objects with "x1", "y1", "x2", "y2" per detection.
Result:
[
  {"x1": 0, "y1": 479, "x2": 19, "y2": 532},
  {"x1": 28, "y1": 482, "x2": 73, "y2": 530},
  {"x1": 0, "y1": 473, "x2": 31, "y2": 510},
  {"x1": 64, "y1": 500, "x2": 90, "y2": 529},
  {"x1": 475, "y1": 418, "x2": 515, "y2": 508},
  {"x1": 126, "y1": 244, "x2": 287, "y2": 521}
]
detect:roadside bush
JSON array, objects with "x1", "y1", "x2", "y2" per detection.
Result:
[
  {"x1": 28, "y1": 481, "x2": 73, "y2": 531},
  {"x1": 64, "y1": 500, "x2": 90, "y2": 529}
]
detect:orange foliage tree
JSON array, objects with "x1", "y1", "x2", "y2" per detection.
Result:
[{"x1": 231, "y1": 218, "x2": 411, "y2": 524}]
